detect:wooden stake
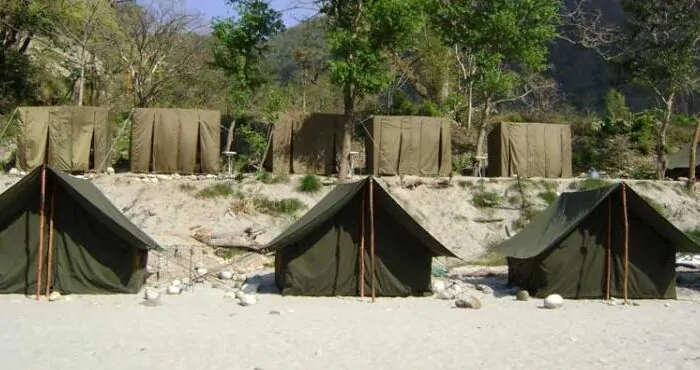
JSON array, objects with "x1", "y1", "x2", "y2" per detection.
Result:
[
  {"x1": 369, "y1": 179, "x2": 376, "y2": 303},
  {"x1": 606, "y1": 197, "x2": 612, "y2": 301},
  {"x1": 359, "y1": 188, "x2": 366, "y2": 298},
  {"x1": 45, "y1": 186, "x2": 57, "y2": 297},
  {"x1": 35, "y1": 165, "x2": 47, "y2": 300},
  {"x1": 622, "y1": 183, "x2": 630, "y2": 304}
]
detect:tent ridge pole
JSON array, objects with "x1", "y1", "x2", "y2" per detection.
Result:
[
  {"x1": 35, "y1": 164, "x2": 47, "y2": 300},
  {"x1": 45, "y1": 185, "x2": 57, "y2": 297},
  {"x1": 622, "y1": 183, "x2": 629, "y2": 304},
  {"x1": 369, "y1": 178, "x2": 376, "y2": 303}
]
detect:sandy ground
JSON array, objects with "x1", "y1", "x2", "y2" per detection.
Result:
[{"x1": 2, "y1": 273, "x2": 700, "y2": 370}]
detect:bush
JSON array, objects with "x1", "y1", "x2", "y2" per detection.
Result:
[
  {"x1": 537, "y1": 191, "x2": 557, "y2": 205},
  {"x1": 254, "y1": 197, "x2": 305, "y2": 215},
  {"x1": 178, "y1": 183, "x2": 197, "y2": 192},
  {"x1": 297, "y1": 174, "x2": 322, "y2": 193},
  {"x1": 472, "y1": 190, "x2": 502, "y2": 208},
  {"x1": 256, "y1": 171, "x2": 289, "y2": 184},
  {"x1": 195, "y1": 183, "x2": 235, "y2": 199}
]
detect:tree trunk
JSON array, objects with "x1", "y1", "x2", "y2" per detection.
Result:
[
  {"x1": 688, "y1": 114, "x2": 700, "y2": 187},
  {"x1": 466, "y1": 81, "x2": 474, "y2": 130},
  {"x1": 338, "y1": 85, "x2": 354, "y2": 181},
  {"x1": 473, "y1": 96, "x2": 492, "y2": 176},
  {"x1": 656, "y1": 92, "x2": 675, "y2": 179},
  {"x1": 224, "y1": 118, "x2": 236, "y2": 152},
  {"x1": 77, "y1": 51, "x2": 86, "y2": 106}
]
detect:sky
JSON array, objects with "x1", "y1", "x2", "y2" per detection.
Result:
[{"x1": 138, "y1": 1, "x2": 316, "y2": 28}]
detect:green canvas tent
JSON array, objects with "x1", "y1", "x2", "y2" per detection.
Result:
[
  {"x1": 492, "y1": 182, "x2": 700, "y2": 299},
  {"x1": 665, "y1": 143, "x2": 699, "y2": 179},
  {"x1": 0, "y1": 165, "x2": 160, "y2": 295},
  {"x1": 260, "y1": 177, "x2": 458, "y2": 297}
]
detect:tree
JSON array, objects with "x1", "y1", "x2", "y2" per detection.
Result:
[
  {"x1": 317, "y1": 0, "x2": 422, "y2": 179},
  {"x1": 690, "y1": 115, "x2": 700, "y2": 187},
  {"x1": 618, "y1": 0, "x2": 700, "y2": 179},
  {"x1": 53, "y1": 0, "x2": 120, "y2": 106},
  {"x1": 211, "y1": 0, "x2": 285, "y2": 159},
  {"x1": 429, "y1": 0, "x2": 560, "y2": 172},
  {"x1": 111, "y1": 1, "x2": 202, "y2": 107}
]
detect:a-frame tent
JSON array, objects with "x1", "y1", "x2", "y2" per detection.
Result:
[
  {"x1": 492, "y1": 182, "x2": 700, "y2": 299},
  {"x1": 260, "y1": 176, "x2": 458, "y2": 297},
  {"x1": 0, "y1": 165, "x2": 161, "y2": 296}
]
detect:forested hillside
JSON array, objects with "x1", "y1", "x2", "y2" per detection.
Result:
[{"x1": 1, "y1": 0, "x2": 699, "y2": 181}]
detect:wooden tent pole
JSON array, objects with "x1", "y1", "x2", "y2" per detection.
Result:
[
  {"x1": 359, "y1": 188, "x2": 366, "y2": 298},
  {"x1": 622, "y1": 183, "x2": 629, "y2": 304},
  {"x1": 606, "y1": 197, "x2": 612, "y2": 301},
  {"x1": 369, "y1": 178, "x2": 376, "y2": 303},
  {"x1": 45, "y1": 186, "x2": 57, "y2": 297},
  {"x1": 35, "y1": 165, "x2": 47, "y2": 300}
]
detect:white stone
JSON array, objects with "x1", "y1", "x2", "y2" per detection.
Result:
[
  {"x1": 241, "y1": 282, "x2": 260, "y2": 294},
  {"x1": 146, "y1": 265, "x2": 155, "y2": 274},
  {"x1": 218, "y1": 271, "x2": 233, "y2": 280},
  {"x1": 235, "y1": 290, "x2": 246, "y2": 300},
  {"x1": 8, "y1": 168, "x2": 19, "y2": 176},
  {"x1": 181, "y1": 277, "x2": 191, "y2": 285},
  {"x1": 106, "y1": 167, "x2": 115, "y2": 175},
  {"x1": 196, "y1": 267, "x2": 208, "y2": 276},
  {"x1": 167, "y1": 285, "x2": 181, "y2": 295},
  {"x1": 144, "y1": 288, "x2": 160, "y2": 301},
  {"x1": 543, "y1": 294, "x2": 564, "y2": 309},
  {"x1": 48, "y1": 291, "x2": 62, "y2": 301},
  {"x1": 171, "y1": 279, "x2": 182, "y2": 287},
  {"x1": 239, "y1": 294, "x2": 257, "y2": 306},
  {"x1": 431, "y1": 280, "x2": 446, "y2": 292}
]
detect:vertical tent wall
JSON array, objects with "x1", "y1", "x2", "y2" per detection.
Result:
[
  {"x1": 665, "y1": 143, "x2": 700, "y2": 179},
  {"x1": 264, "y1": 112, "x2": 346, "y2": 175},
  {"x1": 0, "y1": 165, "x2": 160, "y2": 295},
  {"x1": 487, "y1": 122, "x2": 572, "y2": 178},
  {"x1": 130, "y1": 108, "x2": 221, "y2": 174},
  {"x1": 364, "y1": 116, "x2": 452, "y2": 176},
  {"x1": 15, "y1": 106, "x2": 111, "y2": 172}
]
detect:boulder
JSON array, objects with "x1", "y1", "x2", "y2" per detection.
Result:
[
  {"x1": 543, "y1": 294, "x2": 564, "y2": 309},
  {"x1": 431, "y1": 280, "x2": 446, "y2": 292},
  {"x1": 455, "y1": 295, "x2": 482, "y2": 309},
  {"x1": 239, "y1": 294, "x2": 257, "y2": 306},
  {"x1": 144, "y1": 288, "x2": 160, "y2": 301},
  {"x1": 167, "y1": 285, "x2": 182, "y2": 295},
  {"x1": 516, "y1": 290, "x2": 530, "y2": 301}
]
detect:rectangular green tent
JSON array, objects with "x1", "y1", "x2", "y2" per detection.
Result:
[
  {"x1": 260, "y1": 177, "x2": 458, "y2": 297},
  {"x1": 491, "y1": 182, "x2": 700, "y2": 299},
  {"x1": 0, "y1": 165, "x2": 161, "y2": 295}
]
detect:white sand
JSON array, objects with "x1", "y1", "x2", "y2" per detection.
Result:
[{"x1": 2, "y1": 283, "x2": 700, "y2": 370}]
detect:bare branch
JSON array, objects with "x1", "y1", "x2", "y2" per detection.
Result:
[{"x1": 558, "y1": 0, "x2": 625, "y2": 60}]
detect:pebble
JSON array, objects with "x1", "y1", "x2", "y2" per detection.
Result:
[
  {"x1": 455, "y1": 295, "x2": 482, "y2": 309},
  {"x1": 516, "y1": 290, "x2": 530, "y2": 301},
  {"x1": 543, "y1": 294, "x2": 564, "y2": 309}
]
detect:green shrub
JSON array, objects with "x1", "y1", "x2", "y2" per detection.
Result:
[
  {"x1": 195, "y1": 183, "x2": 235, "y2": 199},
  {"x1": 297, "y1": 174, "x2": 322, "y2": 193},
  {"x1": 472, "y1": 190, "x2": 502, "y2": 208},
  {"x1": 254, "y1": 197, "x2": 305, "y2": 216},
  {"x1": 537, "y1": 191, "x2": 557, "y2": 205},
  {"x1": 256, "y1": 171, "x2": 289, "y2": 184}
]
